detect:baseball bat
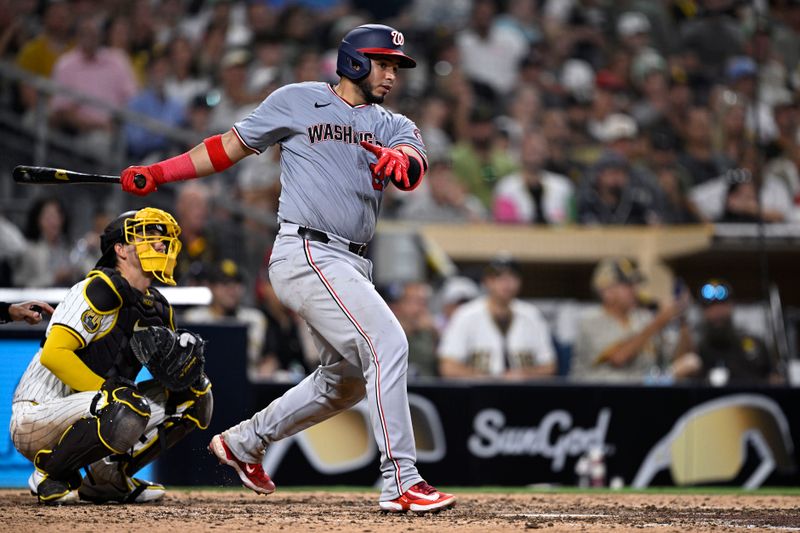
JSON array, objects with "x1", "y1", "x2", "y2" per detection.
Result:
[{"x1": 12, "y1": 165, "x2": 146, "y2": 189}]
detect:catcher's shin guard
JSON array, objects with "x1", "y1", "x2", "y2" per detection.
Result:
[
  {"x1": 36, "y1": 384, "x2": 150, "y2": 483},
  {"x1": 124, "y1": 374, "x2": 213, "y2": 476}
]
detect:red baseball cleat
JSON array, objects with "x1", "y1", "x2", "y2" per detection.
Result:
[
  {"x1": 379, "y1": 481, "x2": 456, "y2": 513},
  {"x1": 208, "y1": 434, "x2": 276, "y2": 495}
]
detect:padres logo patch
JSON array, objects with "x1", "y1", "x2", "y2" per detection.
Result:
[{"x1": 81, "y1": 309, "x2": 101, "y2": 333}]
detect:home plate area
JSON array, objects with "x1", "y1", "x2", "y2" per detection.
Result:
[{"x1": 2, "y1": 489, "x2": 799, "y2": 532}]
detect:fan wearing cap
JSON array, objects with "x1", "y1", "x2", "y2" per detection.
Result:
[
  {"x1": 434, "y1": 276, "x2": 481, "y2": 334},
  {"x1": 693, "y1": 279, "x2": 776, "y2": 385},
  {"x1": 577, "y1": 152, "x2": 662, "y2": 225},
  {"x1": 438, "y1": 255, "x2": 556, "y2": 380},
  {"x1": 617, "y1": 11, "x2": 652, "y2": 54},
  {"x1": 208, "y1": 48, "x2": 263, "y2": 134},
  {"x1": 571, "y1": 258, "x2": 699, "y2": 383},
  {"x1": 183, "y1": 259, "x2": 268, "y2": 380},
  {"x1": 9, "y1": 207, "x2": 213, "y2": 506}
]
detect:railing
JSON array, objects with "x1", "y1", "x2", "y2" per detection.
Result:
[
  {"x1": 0, "y1": 59, "x2": 202, "y2": 170},
  {"x1": 0, "y1": 286, "x2": 211, "y2": 307},
  {"x1": 0, "y1": 59, "x2": 280, "y2": 232}
]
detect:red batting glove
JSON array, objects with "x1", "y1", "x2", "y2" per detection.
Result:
[
  {"x1": 121, "y1": 165, "x2": 163, "y2": 196},
  {"x1": 360, "y1": 141, "x2": 410, "y2": 189}
]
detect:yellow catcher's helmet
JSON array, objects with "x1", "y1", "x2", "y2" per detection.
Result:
[{"x1": 96, "y1": 207, "x2": 182, "y2": 285}]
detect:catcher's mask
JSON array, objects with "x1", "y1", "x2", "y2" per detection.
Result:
[{"x1": 95, "y1": 207, "x2": 182, "y2": 285}]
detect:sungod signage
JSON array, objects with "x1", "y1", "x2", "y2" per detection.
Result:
[{"x1": 468, "y1": 408, "x2": 612, "y2": 471}]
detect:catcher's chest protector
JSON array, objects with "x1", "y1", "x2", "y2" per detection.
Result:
[{"x1": 75, "y1": 268, "x2": 173, "y2": 381}]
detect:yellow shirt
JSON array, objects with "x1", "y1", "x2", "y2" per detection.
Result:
[{"x1": 16, "y1": 35, "x2": 71, "y2": 77}]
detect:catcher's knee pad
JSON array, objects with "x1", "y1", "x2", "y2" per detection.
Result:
[
  {"x1": 123, "y1": 376, "x2": 213, "y2": 475},
  {"x1": 95, "y1": 385, "x2": 151, "y2": 453},
  {"x1": 34, "y1": 387, "x2": 149, "y2": 482}
]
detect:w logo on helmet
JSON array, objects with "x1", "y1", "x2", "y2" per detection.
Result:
[{"x1": 391, "y1": 30, "x2": 404, "y2": 46}]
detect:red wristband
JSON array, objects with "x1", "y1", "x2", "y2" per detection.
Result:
[
  {"x1": 153, "y1": 152, "x2": 197, "y2": 184},
  {"x1": 203, "y1": 134, "x2": 234, "y2": 172}
]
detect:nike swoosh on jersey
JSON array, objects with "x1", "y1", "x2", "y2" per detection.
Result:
[
  {"x1": 314, "y1": 102, "x2": 331, "y2": 108},
  {"x1": 133, "y1": 320, "x2": 148, "y2": 332}
]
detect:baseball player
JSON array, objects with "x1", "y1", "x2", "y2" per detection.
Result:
[
  {"x1": 120, "y1": 24, "x2": 455, "y2": 513},
  {"x1": 438, "y1": 255, "x2": 557, "y2": 378},
  {"x1": 0, "y1": 300, "x2": 54, "y2": 325},
  {"x1": 10, "y1": 207, "x2": 213, "y2": 505}
]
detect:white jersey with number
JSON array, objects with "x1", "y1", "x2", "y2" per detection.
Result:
[{"x1": 437, "y1": 296, "x2": 555, "y2": 376}]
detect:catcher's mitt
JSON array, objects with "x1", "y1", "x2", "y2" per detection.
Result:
[{"x1": 130, "y1": 326, "x2": 205, "y2": 391}]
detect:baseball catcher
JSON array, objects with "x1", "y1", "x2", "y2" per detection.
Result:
[{"x1": 10, "y1": 207, "x2": 213, "y2": 505}]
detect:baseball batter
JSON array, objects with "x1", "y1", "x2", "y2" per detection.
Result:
[
  {"x1": 121, "y1": 24, "x2": 455, "y2": 513},
  {"x1": 10, "y1": 208, "x2": 213, "y2": 505}
]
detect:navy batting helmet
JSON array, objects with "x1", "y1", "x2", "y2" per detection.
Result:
[{"x1": 337, "y1": 24, "x2": 416, "y2": 81}]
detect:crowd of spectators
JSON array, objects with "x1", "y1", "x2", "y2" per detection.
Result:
[
  {"x1": 1, "y1": 0, "x2": 796, "y2": 384},
  {"x1": 383, "y1": 253, "x2": 780, "y2": 386}
]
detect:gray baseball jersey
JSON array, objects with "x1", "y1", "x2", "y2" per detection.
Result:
[
  {"x1": 232, "y1": 82, "x2": 426, "y2": 243},
  {"x1": 221, "y1": 81, "x2": 428, "y2": 501}
]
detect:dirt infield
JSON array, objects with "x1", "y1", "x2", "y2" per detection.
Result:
[{"x1": 2, "y1": 488, "x2": 799, "y2": 532}]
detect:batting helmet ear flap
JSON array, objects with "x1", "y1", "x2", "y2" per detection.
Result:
[{"x1": 336, "y1": 40, "x2": 371, "y2": 81}]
